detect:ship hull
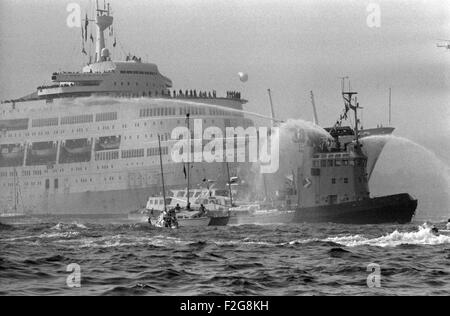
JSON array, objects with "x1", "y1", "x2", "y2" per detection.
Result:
[
  {"x1": 293, "y1": 193, "x2": 417, "y2": 224},
  {"x1": 229, "y1": 193, "x2": 416, "y2": 225}
]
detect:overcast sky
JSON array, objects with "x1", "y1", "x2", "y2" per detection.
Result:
[{"x1": 1, "y1": 0, "x2": 449, "y2": 161}]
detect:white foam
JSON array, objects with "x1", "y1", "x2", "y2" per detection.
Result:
[
  {"x1": 325, "y1": 224, "x2": 450, "y2": 247},
  {"x1": 50, "y1": 222, "x2": 88, "y2": 231}
]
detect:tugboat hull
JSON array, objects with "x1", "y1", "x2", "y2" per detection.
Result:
[
  {"x1": 293, "y1": 193, "x2": 417, "y2": 224},
  {"x1": 228, "y1": 194, "x2": 416, "y2": 225}
]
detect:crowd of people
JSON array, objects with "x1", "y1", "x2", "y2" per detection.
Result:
[
  {"x1": 171, "y1": 89, "x2": 217, "y2": 99},
  {"x1": 169, "y1": 89, "x2": 242, "y2": 100},
  {"x1": 226, "y1": 91, "x2": 241, "y2": 99}
]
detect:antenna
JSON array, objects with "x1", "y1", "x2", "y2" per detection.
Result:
[{"x1": 339, "y1": 76, "x2": 349, "y2": 93}]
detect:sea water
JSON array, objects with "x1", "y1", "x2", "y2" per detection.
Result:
[{"x1": 1, "y1": 216, "x2": 449, "y2": 295}]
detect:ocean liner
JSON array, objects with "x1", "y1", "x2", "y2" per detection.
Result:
[
  {"x1": 0, "y1": 2, "x2": 397, "y2": 217},
  {"x1": 0, "y1": 3, "x2": 250, "y2": 215}
]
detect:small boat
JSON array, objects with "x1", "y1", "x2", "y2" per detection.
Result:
[
  {"x1": 98, "y1": 137, "x2": 120, "y2": 150},
  {"x1": 228, "y1": 205, "x2": 295, "y2": 225},
  {"x1": 148, "y1": 208, "x2": 229, "y2": 228},
  {"x1": 31, "y1": 148, "x2": 57, "y2": 157}
]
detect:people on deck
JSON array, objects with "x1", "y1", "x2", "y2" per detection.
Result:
[
  {"x1": 199, "y1": 204, "x2": 206, "y2": 215},
  {"x1": 430, "y1": 225, "x2": 439, "y2": 236}
]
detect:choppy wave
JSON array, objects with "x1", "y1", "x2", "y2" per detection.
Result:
[
  {"x1": 1, "y1": 219, "x2": 449, "y2": 295},
  {"x1": 325, "y1": 224, "x2": 450, "y2": 247}
]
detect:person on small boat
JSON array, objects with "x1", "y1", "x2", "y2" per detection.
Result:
[
  {"x1": 168, "y1": 208, "x2": 176, "y2": 220},
  {"x1": 186, "y1": 202, "x2": 191, "y2": 211},
  {"x1": 199, "y1": 204, "x2": 206, "y2": 216},
  {"x1": 175, "y1": 204, "x2": 181, "y2": 212},
  {"x1": 430, "y1": 225, "x2": 439, "y2": 236}
]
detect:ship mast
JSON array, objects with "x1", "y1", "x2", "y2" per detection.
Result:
[
  {"x1": 186, "y1": 113, "x2": 191, "y2": 207},
  {"x1": 225, "y1": 162, "x2": 233, "y2": 207},
  {"x1": 13, "y1": 168, "x2": 17, "y2": 214},
  {"x1": 94, "y1": 1, "x2": 113, "y2": 62},
  {"x1": 342, "y1": 91, "x2": 360, "y2": 144},
  {"x1": 310, "y1": 91, "x2": 319, "y2": 125},
  {"x1": 267, "y1": 89, "x2": 276, "y2": 124},
  {"x1": 157, "y1": 134, "x2": 167, "y2": 213}
]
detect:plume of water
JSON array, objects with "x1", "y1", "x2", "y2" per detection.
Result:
[
  {"x1": 361, "y1": 135, "x2": 450, "y2": 221},
  {"x1": 245, "y1": 118, "x2": 331, "y2": 201}
]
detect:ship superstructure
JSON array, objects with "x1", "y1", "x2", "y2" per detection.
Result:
[
  {"x1": 290, "y1": 91, "x2": 417, "y2": 223},
  {"x1": 0, "y1": 3, "x2": 251, "y2": 215}
]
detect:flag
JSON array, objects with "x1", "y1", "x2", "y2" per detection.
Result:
[
  {"x1": 84, "y1": 13, "x2": 88, "y2": 42},
  {"x1": 227, "y1": 176, "x2": 239, "y2": 185}
]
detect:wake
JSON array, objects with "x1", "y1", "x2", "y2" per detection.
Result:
[{"x1": 325, "y1": 224, "x2": 450, "y2": 248}]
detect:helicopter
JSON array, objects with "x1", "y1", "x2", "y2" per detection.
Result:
[{"x1": 436, "y1": 39, "x2": 450, "y2": 51}]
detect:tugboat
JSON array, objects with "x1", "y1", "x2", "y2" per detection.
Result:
[
  {"x1": 228, "y1": 90, "x2": 417, "y2": 225},
  {"x1": 291, "y1": 90, "x2": 417, "y2": 224}
]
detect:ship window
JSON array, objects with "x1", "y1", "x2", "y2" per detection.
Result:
[
  {"x1": 128, "y1": 82, "x2": 130, "y2": 86},
  {"x1": 320, "y1": 160, "x2": 326, "y2": 167},
  {"x1": 96, "y1": 112, "x2": 117, "y2": 122},
  {"x1": 61, "y1": 114, "x2": 93, "y2": 125},
  {"x1": 32, "y1": 117, "x2": 59, "y2": 128},
  {"x1": 331, "y1": 178, "x2": 336, "y2": 184},
  {"x1": 343, "y1": 178, "x2": 349, "y2": 184},
  {"x1": 54, "y1": 179, "x2": 59, "y2": 189},
  {"x1": 45, "y1": 179, "x2": 50, "y2": 189}
]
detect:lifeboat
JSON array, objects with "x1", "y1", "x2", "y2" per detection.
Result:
[
  {"x1": 63, "y1": 140, "x2": 92, "y2": 155},
  {"x1": 31, "y1": 143, "x2": 57, "y2": 157},
  {"x1": 0, "y1": 146, "x2": 23, "y2": 159}
]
